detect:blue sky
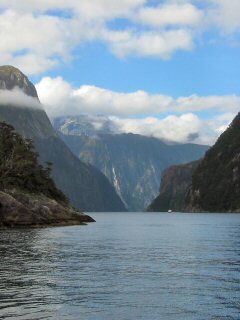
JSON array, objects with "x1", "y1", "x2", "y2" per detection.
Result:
[
  {"x1": 38, "y1": 39, "x2": 240, "y2": 98},
  {"x1": 0, "y1": 0, "x2": 240, "y2": 144}
]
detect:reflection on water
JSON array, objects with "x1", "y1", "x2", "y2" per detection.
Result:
[{"x1": 0, "y1": 213, "x2": 240, "y2": 320}]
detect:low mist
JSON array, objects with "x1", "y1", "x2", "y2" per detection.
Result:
[{"x1": 0, "y1": 88, "x2": 42, "y2": 110}]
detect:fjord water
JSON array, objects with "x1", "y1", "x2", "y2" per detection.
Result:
[{"x1": 0, "y1": 213, "x2": 239, "y2": 320}]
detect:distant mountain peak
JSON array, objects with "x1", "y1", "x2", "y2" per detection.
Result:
[
  {"x1": 53, "y1": 115, "x2": 115, "y2": 137},
  {"x1": 0, "y1": 65, "x2": 38, "y2": 99}
]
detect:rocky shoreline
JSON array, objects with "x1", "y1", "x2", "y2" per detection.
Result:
[{"x1": 0, "y1": 190, "x2": 95, "y2": 228}]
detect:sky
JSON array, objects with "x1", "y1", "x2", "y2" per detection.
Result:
[{"x1": 0, "y1": 0, "x2": 240, "y2": 145}]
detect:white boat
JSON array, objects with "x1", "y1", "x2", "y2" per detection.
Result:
[{"x1": 168, "y1": 209, "x2": 173, "y2": 213}]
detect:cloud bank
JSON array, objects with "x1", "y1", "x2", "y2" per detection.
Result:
[
  {"x1": 36, "y1": 76, "x2": 237, "y2": 145},
  {"x1": 108, "y1": 113, "x2": 234, "y2": 146},
  {"x1": 36, "y1": 77, "x2": 240, "y2": 117},
  {"x1": 0, "y1": 88, "x2": 42, "y2": 109},
  {"x1": 0, "y1": 0, "x2": 240, "y2": 74}
]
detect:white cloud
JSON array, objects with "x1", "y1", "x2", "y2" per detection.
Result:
[
  {"x1": 176, "y1": 94, "x2": 240, "y2": 112},
  {"x1": 0, "y1": 2, "x2": 146, "y2": 74},
  {"x1": 0, "y1": 88, "x2": 42, "y2": 109},
  {"x1": 207, "y1": 0, "x2": 240, "y2": 33},
  {"x1": 1, "y1": 1, "x2": 239, "y2": 74},
  {"x1": 0, "y1": 10, "x2": 79, "y2": 75},
  {"x1": 35, "y1": 76, "x2": 237, "y2": 145},
  {"x1": 36, "y1": 76, "x2": 240, "y2": 118},
  {"x1": 110, "y1": 112, "x2": 234, "y2": 145},
  {"x1": 0, "y1": 0, "x2": 145, "y2": 20},
  {"x1": 107, "y1": 29, "x2": 194, "y2": 59},
  {"x1": 206, "y1": 112, "x2": 235, "y2": 135},
  {"x1": 55, "y1": 112, "x2": 233, "y2": 145},
  {"x1": 111, "y1": 113, "x2": 203, "y2": 143},
  {"x1": 36, "y1": 76, "x2": 174, "y2": 116},
  {"x1": 136, "y1": 3, "x2": 203, "y2": 28}
]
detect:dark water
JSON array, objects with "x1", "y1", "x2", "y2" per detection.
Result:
[{"x1": 0, "y1": 213, "x2": 240, "y2": 320}]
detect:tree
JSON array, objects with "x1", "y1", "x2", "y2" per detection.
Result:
[{"x1": 0, "y1": 121, "x2": 68, "y2": 204}]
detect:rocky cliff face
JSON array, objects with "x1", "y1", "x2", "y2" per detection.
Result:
[
  {"x1": 185, "y1": 113, "x2": 240, "y2": 212},
  {"x1": 54, "y1": 116, "x2": 209, "y2": 211},
  {"x1": 147, "y1": 161, "x2": 200, "y2": 212},
  {"x1": 0, "y1": 65, "x2": 126, "y2": 212},
  {"x1": 0, "y1": 65, "x2": 39, "y2": 98}
]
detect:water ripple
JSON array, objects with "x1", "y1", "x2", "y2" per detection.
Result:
[{"x1": 0, "y1": 213, "x2": 240, "y2": 320}]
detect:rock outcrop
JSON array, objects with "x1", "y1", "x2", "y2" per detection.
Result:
[
  {"x1": 0, "y1": 120, "x2": 95, "y2": 227},
  {"x1": 0, "y1": 190, "x2": 95, "y2": 228}
]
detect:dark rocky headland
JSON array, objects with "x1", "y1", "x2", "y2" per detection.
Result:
[
  {"x1": 0, "y1": 121, "x2": 95, "y2": 228},
  {"x1": 0, "y1": 65, "x2": 98, "y2": 227},
  {"x1": 0, "y1": 190, "x2": 95, "y2": 228}
]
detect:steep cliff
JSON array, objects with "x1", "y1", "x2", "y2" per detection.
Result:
[
  {"x1": 0, "y1": 65, "x2": 126, "y2": 212},
  {"x1": 147, "y1": 161, "x2": 200, "y2": 212},
  {"x1": 54, "y1": 116, "x2": 209, "y2": 211},
  {"x1": 149, "y1": 113, "x2": 240, "y2": 213},
  {"x1": 185, "y1": 113, "x2": 240, "y2": 212}
]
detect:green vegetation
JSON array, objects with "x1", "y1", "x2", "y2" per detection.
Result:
[
  {"x1": 0, "y1": 121, "x2": 68, "y2": 204},
  {"x1": 148, "y1": 113, "x2": 240, "y2": 213},
  {"x1": 187, "y1": 113, "x2": 240, "y2": 212}
]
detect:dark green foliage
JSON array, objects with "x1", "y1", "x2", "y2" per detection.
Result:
[
  {"x1": 187, "y1": 113, "x2": 240, "y2": 212},
  {"x1": 0, "y1": 121, "x2": 68, "y2": 204}
]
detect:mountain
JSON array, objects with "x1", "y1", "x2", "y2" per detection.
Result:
[
  {"x1": 185, "y1": 113, "x2": 240, "y2": 212},
  {"x1": 0, "y1": 121, "x2": 94, "y2": 227},
  {"x1": 53, "y1": 114, "x2": 114, "y2": 136},
  {"x1": 0, "y1": 65, "x2": 38, "y2": 98},
  {"x1": 54, "y1": 116, "x2": 209, "y2": 211},
  {"x1": 147, "y1": 161, "x2": 200, "y2": 212},
  {"x1": 149, "y1": 113, "x2": 240, "y2": 213},
  {"x1": 0, "y1": 65, "x2": 126, "y2": 212}
]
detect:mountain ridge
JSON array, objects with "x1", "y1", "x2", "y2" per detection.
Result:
[
  {"x1": 0, "y1": 65, "x2": 39, "y2": 99},
  {"x1": 148, "y1": 112, "x2": 240, "y2": 213},
  {"x1": 54, "y1": 116, "x2": 209, "y2": 211},
  {"x1": 185, "y1": 113, "x2": 240, "y2": 212},
  {"x1": 0, "y1": 65, "x2": 126, "y2": 212}
]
